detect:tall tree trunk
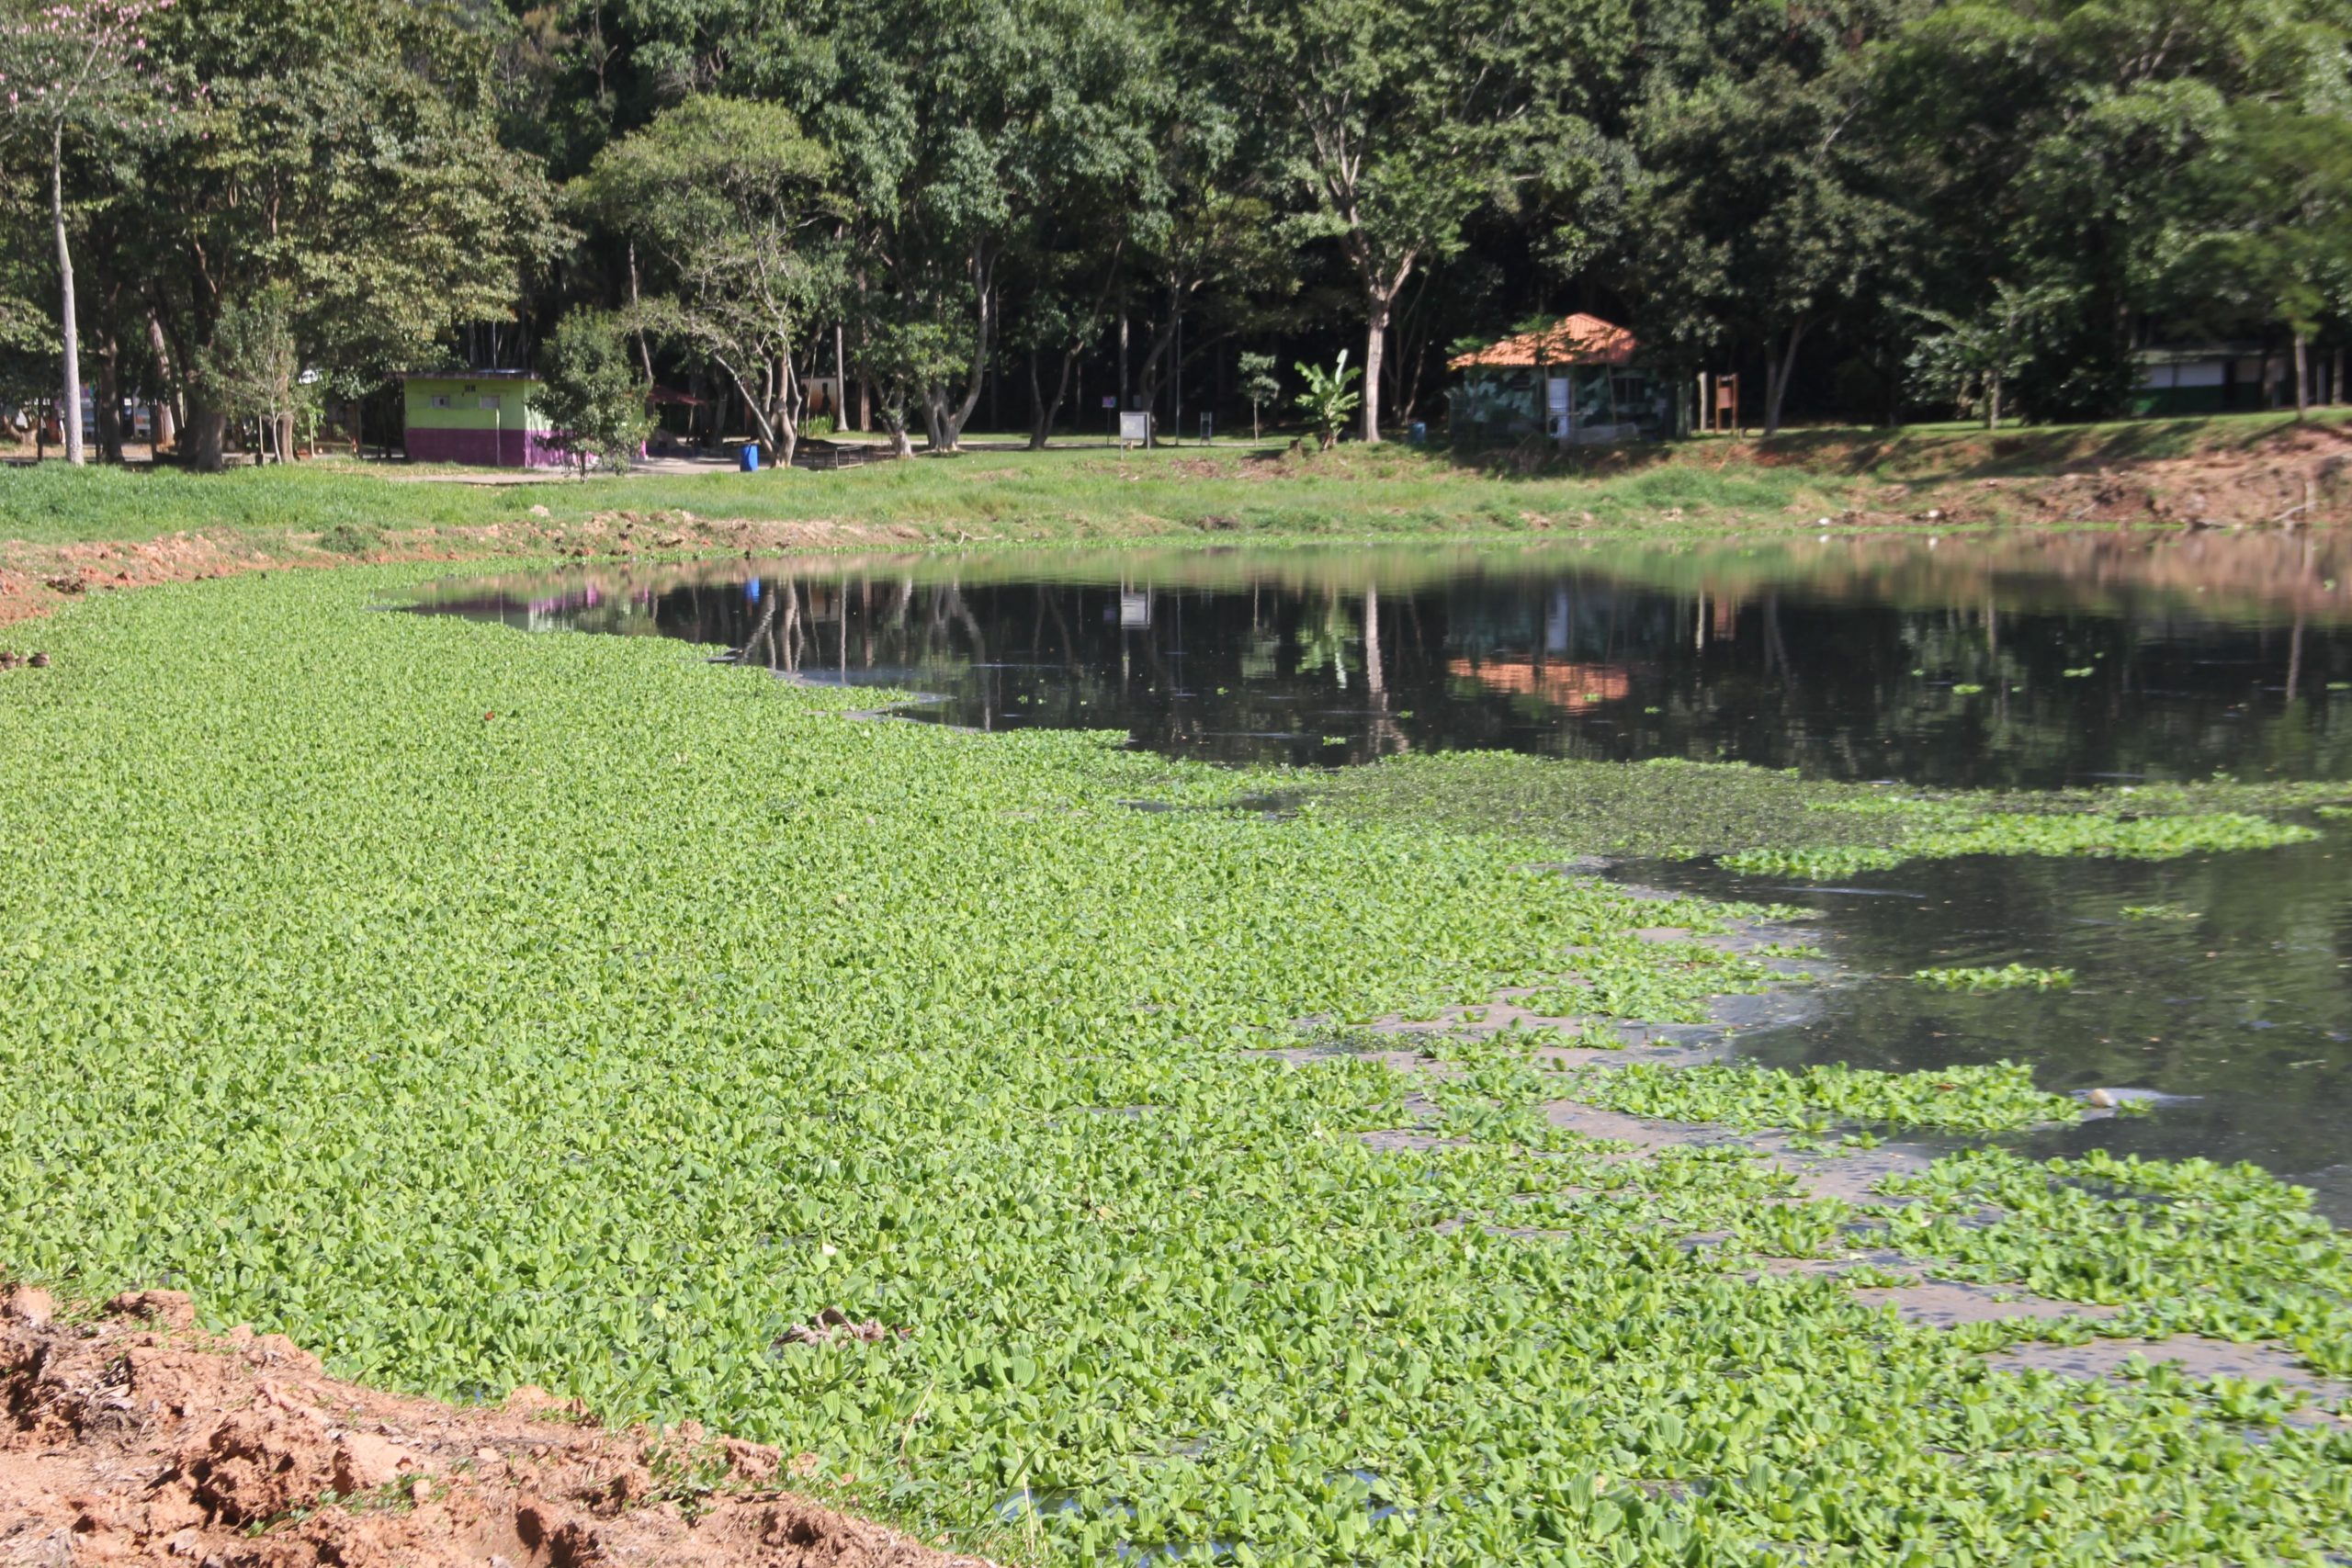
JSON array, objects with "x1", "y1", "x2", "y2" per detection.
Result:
[
  {"x1": 1762, "y1": 319, "x2": 1809, "y2": 436},
  {"x1": 711, "y1": 355, "x2": 778, "y2": 455},
  {"x1": 938, "y1": 252, "x2": 996, "y2": 449},
  {"x1": 775, "y1": 348, "x2": 800, "y2": 468},
  {"x1": 1985, "y1": 370, "x2": 2003, "y2": 432},
  {"x1": 2293, "y1": 333, "x2": 2310, "y2": 420},
  {"x1": 1134, "y1": 308, "x2": 1179, "y2": 423},
  {"x1": 1362, "y1": 292, "x2": 1391, "y2": 446},
  {"x1": 1028, "y1": 348, "x2": 1077, "y2": 451},
  {"x1": 628, "y1": 242, "x2": 655, "y2": 384},
  {"x1": 185, "y1": 402, "x2": 227, "y2": 473},
  {"x1": 51, "y1": 122, "x2": 85, "y2": 467},
  {"x1": 94, "y1": 342, "x2": 124, "y2": 464},
  {"x1": 146, "y1": 315, "x2": 177, "y2": 454}
]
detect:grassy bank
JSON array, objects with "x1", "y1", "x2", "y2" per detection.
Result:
[
  {"x1": 0, "y1": 443, "x2": 1832, "y2": 548},
  {"x1": 5, "y1": 406, "x2": 2346, "y2": 554},
  {"x1": 4, "y1": 566, "x2": 2349, "y2": 1564}
]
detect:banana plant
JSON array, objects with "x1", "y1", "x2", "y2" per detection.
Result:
[{"x1": 1293, "y1": 351, "x2": 1362, "y2": 451}]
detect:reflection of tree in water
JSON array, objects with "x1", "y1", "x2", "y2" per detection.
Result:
[
  {"x1": 410, "y1": 550, "x2": 2352, "y2": 784},
  {"x1": 1289, "y1": 593, "x2": 1355, "y2": 688}
]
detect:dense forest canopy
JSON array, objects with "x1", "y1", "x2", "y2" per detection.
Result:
[{"x1": 1, "y1": 0, "x2": 2347, "y2": 465}]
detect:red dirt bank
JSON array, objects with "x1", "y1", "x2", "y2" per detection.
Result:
[{"x1": 0, "y1": 1286, "x2": 989, "y2": 1568}]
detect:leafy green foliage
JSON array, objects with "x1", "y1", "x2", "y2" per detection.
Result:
[
  {"x1": 574, "y1": 96, "x2": 835, "y2": 462},
  {"x1": 1567, "y1": 1061, "x2": 2081, "y2": 1134},
  {"x1": 1292, "y1": 352, "x2": 1361, "y2": 451},
  {"x1": 1913, "y1": 964, "x2": 2075, "y2": 992},
  {"x1": 1902, "y1": 282, "x2": 2074, "y2": 430},
  {"x1": 196, "y1": 283, "x2": 314, "y2": 454},
  {"x1": 142, "y1": 0, "x2": 560, "y2": 457},
  {"x1": 1715, "y1": 798, "x2": 2315, "y2": 880},
  {"x1": 1238, "y1": 352, "x2": 1281, "y2": 439},
  {"x1": 531, "y1": 310, "x2": 651, "y2": 477},
  {"x1": 1877, "y1": 1147, "x2": 2352, "y2": 1375},
  {"x1": 3, "y1": 569, "x2": 2350, "y2": 1566}
]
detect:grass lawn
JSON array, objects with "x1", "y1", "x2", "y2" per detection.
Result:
[
  {"x1": 6, "y1": 406, "x2": 2345, "y2": 553},
  {"x1": 3, "y1": 563, "x2": 2348, "y2": 1564}
]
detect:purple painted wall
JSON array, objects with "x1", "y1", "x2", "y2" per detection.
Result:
[{"x1": 406, "y1": 427, "x2": 571, "y2": 468}]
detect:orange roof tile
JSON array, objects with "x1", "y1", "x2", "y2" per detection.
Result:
[{"x1": 1449, "y1": 314, "x2": 1637, "y2": 370}]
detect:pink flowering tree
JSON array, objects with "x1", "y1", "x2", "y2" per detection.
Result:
[{"x1": 0, "y1": 0, "x2": 177, "y2": 465}]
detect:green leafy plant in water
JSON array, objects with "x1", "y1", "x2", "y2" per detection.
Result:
[
  {"x1": 2, "y1": 566, "x2": 2349, "y2": 1567},
  {"x1": 1913, "y1": 964, "x2": 2075, "y2": 991},
  {"x1": 1566, "y1": 1060, "x2": 2080, "y2": 1134}
]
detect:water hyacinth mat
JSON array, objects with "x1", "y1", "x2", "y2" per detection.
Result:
[{"x1": 0, "y1": 567, "x2": 2346, "y2": 1566}]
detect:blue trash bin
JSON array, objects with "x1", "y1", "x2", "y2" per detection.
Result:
[
  {"x1": 1408, "y1": 422, "x2": 1428, "y2": 445},
  {"x1": 739, "y1": 444, "x2": 761, "y2": 473}
]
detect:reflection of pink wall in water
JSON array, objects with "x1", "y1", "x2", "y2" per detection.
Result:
[{"x1": 405, "y1": 427, "x2": 571, "y2": 468}]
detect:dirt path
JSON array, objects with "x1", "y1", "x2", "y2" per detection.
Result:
[{"x1": 0, "y1": 1285, "x2": 991, "y2": 1568}]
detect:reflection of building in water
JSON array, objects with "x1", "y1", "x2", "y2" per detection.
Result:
[
  {"x1": 1447, "y1": 657, "x2": 1633, "y2": 707},
  {"x1": 1711, "y1": 594, "x2": 1741, "y2": 641}
]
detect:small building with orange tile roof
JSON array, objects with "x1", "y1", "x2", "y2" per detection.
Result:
[{"x1": 1445, "y1": 314, "x2": 1678, "y2": 445}]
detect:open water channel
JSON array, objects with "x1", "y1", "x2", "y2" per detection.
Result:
[{"x1": 413, "y1": 530, "x2": 2352, "y2": 1216}]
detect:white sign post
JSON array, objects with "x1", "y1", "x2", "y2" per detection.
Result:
[{"x1": 1118, "y1": 411, "x2": 1152, "y2": 450}]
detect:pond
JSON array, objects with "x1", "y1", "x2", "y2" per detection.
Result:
[{"x1": 412, "y1": 530, "x2": 2352, "y2": 1213}]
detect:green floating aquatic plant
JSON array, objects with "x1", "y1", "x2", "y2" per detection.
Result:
[
  {"x1": 1566, "y1": 1060, "x2": 2081, "y2": 1134},
  {"x1": 1718, "y1": 801, "x2": 2312, "y2": 881},
  {"x1": 1913, "y1": 964, "x2": 2075, "y2": 991},
  {"x1": 2, "y1": 566, "x2": 2348, "y2": 1568}
]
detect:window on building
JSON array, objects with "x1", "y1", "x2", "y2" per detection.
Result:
[
  {"x1": 479, "y1": 396, "x2": 501, "y2": 411},
  {"x1": 428, "y1": 395, "x2": 451, "y2": 409}
]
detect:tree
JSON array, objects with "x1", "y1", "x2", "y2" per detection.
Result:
[
  {"x1": 193, "y1": 280, "x2": 301, "y2": 462},
  {"x1": 125, "y1": 0, "x2": 558, "y2": 468},
  {"x1": 737, "y1": 0, "x2": 1160, "y2": 452},
  {"x1": 2178, "y1": 101, "x2": 2352, "y2": 419},
  {"x1": 532, "y1": 309, "x2": 649, "y2": 474},
  {"x1": 1902, "y1": 281, "x2": 2071, "y2": 429},
  {"x1": 852, "y1": 316, "x2": 966, "y2": 458},
  {"x1": 1215, "y1": 0, "x2": 1619, "y2": 444},
  {"x1": 1874, "y1": 0, "x2": 2350, "y2": 420},
  {"x1": 576, "y1": 96, "x2": 836, "y2": 468},
  {"x1": 1629, "y1": 1, "x2": 1913, "y2": 435},
  {"x1": 0, "y1": 0, "x2": 178, "y2": 465},
  {"x1": 1121, "y1": 68, "x2": 1294, "y2": 438},
  {"x1": 1238, "y1": 351, "x2": 1279, "y2": 439}
]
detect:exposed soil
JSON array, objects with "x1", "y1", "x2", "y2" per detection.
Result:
[
  {"x1": 0, "y1": 1285, "x2": 992, "y2": 1568},
  {"x1": 1987, "y1": 420, "x2": 2352, "y2": 527},
  {"x1": 0, "y1": 512, "x2": 935, "y2": 629}
]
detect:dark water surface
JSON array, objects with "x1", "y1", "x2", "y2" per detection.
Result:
[{"x1": 412, "y1": 532, "x2": 2352, "y2": 1211}]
